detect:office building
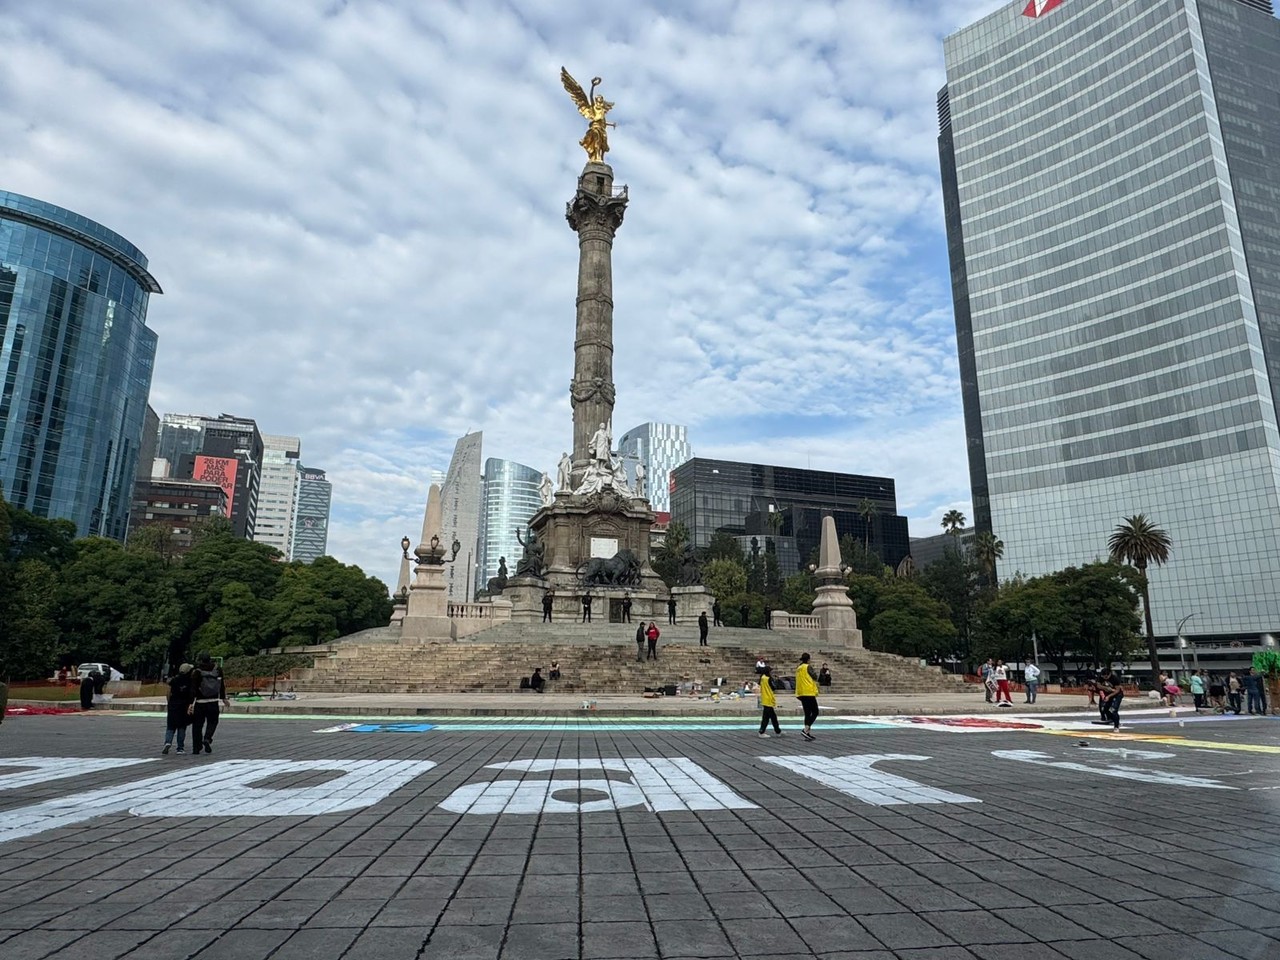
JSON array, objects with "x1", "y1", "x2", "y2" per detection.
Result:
[
  {"x1": 669, "y1": 458, "x2": 910, "y2": 573},
  {"x1": 476, "y1": 457, "x2": 544, "y2": 593},
  {"x1": 440, "y1": 432, "x2": 483, "y2": 601},
  {"x1": 155, "y1": 413, "x2": 204, "y2": 472},
  {"x1": 136, "y1": 406, "x2": 159, "y2": 481},
  {"x1": 254, "y1": 434, "x2": 301, "y2": 557},
  {"x1": 173, "y1": 414, "x2": 263, "y2": 539},
  {"x1": 128, "y1": 478, "x2": 227, "y2": 553},
  {"x1": 910, "y1": 528, "x2": 976, "y2": 571},
  {"x1": 290, "y1": 466, "x2": 331, "y2": 563},
  {"x1": 617, "y1": 422, "x2": 692, "y2": 513},
  {"x1": 940, "y1": 0, "x2": 1280, "y2": 638},
  {"x1": 0, "y1": 191, "x2": 160, "y2": 538}
]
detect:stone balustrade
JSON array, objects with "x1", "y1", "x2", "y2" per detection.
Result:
[{"x1": 772, "y1": 611, "x2": 820, "y2": 631}]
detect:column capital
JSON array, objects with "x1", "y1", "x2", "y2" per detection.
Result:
[{"x1": 566, "y1": 191, "x2": 628, "y2": 235}]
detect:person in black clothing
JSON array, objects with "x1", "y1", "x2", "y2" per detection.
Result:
[
  {"x1": 712, "y1": 599, "x2": 722, "y2": 627},
  {"x1": 739, "y1": 603, "x2": 750, "y2": 628},
  {"x1": 581, "y1": 593, "x2": 592, "y2": 623},
  {"x1": 79, "y1": 672, "x2": 95, "y2": 711},
  {"x1": 93, "y1": 670, "x2": 108, "y2": 697},
  {"x1": 163, "y1": 664, "x2": 195, "y2": 754},
  {"x1": 549, "y1": 661, "x2": 561, "y2": 681},
  {"x1": 764, "y1": 606, "x2": 772, "y2": 629},
  {"x1": 698, "y1": 611, "x2": 709, "y2": 646},
  {"x1": 635, "y1": 623, "x2": 646, "y2": 662},
  {"x1": 667, "y1": 597, "x2": 677, "y2": 625},
  {"x1": 189, "y1": 653, "x2": 229, "y2": 755},
  {"x1": 542, "y1": 593, "x2": 553, "y2": 623},
  {"x1": 818, "y1": 664, "x2": 832, "y2": 688},
  {"x1": 1094, "y1": 671, "x2": 1124, "y2": 730},
  {"x1": 530, "y1": 668, "x2": 545, "y2": 693},
  {"x1": 622, "y1": 595, "x2": 632, "y2": 623}
]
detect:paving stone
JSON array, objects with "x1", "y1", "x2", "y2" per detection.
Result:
[
  {"x1": 498, "y1": 922, "x2": 579, "y2": 960},
  {"x1": 340, "y1": 926, "x2": 433, "y2": 960},
  {"x1": 921, "y1": 911, "x2": 1036, "y2": 946},
  {"x1": 651, "y1": 919, "x2": 735, "y2": 957},
  {"x1": 582, "y1": 921, "x2": 658, "y2": 959},
  {"x1": 793, "y1": 915, "x2": 884, "y2": 953},
  {"x1": 857, "y1": 913, "x2": 955, "y2": 950},
  {"x1": 190, "y1": 928, "x2": 292, "y2": 959},
  {"x1": 582, "y1": 894, "x2": 647, "y2": 921}
]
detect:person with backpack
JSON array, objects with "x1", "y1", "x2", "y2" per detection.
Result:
[
  {"x1": 163, "y1": 663, "x2": 195, "y2": 754},
  {"x1": 189, "y1": 653, "x2": 229, "y2": 755}
]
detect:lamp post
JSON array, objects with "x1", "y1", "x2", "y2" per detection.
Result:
[{"x1": 1177, "y1": 612, "x2": 1200, "y2": 678}]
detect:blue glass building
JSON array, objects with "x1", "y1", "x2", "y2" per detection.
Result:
[{"x1": 0, "y1": 191, "x2": 160, "y2": 539}]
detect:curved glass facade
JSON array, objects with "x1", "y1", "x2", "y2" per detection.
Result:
[
  {"x1": 475, "y1": 457, "x2": 543, "y2": 594},
  {"x1": 0, "y1": 191, "x2": 160, "y2": 538}
]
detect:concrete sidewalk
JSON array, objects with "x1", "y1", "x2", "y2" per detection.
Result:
[{"x1": 20, "y1": 689, "x2": 1184, "y2": 718}]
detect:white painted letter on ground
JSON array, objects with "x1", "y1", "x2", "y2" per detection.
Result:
[
  {"x1": 438, "y1": 758, "x2": 756, "y2": 815},
  {"x1": 0, "y1": 759, "x2": 437, "y2": 844},
  {"x1": 761, "y1": 754, "x2": 981, "y2": 806},
  {"x1": 991, "y1": 750, "x2": 1235, "y2": 790}
]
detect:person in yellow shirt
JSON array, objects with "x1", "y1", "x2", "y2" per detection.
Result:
[
  {"x1": 795, "y1": 652, "x2": 820, "y2": 741},
  {"x1": 758, "y1": 666, "x2": 782, "y2": 738}
]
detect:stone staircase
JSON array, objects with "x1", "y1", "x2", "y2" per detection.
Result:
[{"x1": 289, "y1": 622, "x2": 964, "y2": 696}]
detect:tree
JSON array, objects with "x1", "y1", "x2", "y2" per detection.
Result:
[
  {"x1": 779, "y1": 571, "x2": 815, "y2": 614},
  {"x1": 838, "y1": 536, "x2": 888, "y2": 576},
  {"x1": 652, "y1": 520, "x2": 690, "y2": 587},
  {"x1": 846, "y1": 573, "x2": 956, "y2": 658},
  {"x1": 0, "y1": 560, "x2": 62, "y2": 680},
  {"x1": 941, "y1": 509, "x2": 966, "y2": 536},
  {"x1": 705, "y1": 532, "x2": 744, "y2": 564},
  {"x1": 1108, "y1": 513, "x2": 1172, "y2": 679},
  {"x1": 701, "y1": 558, "x2": 747, "y2": 608},
  {"x1": 856, "y1": 498, "x2": 879, "y2": 554},
  {"x1": 919, "y1": 545, "x2": 981, "y2": 661},
  {"x1": 971, "y1": 531, "x2": 1004, "y2": 585}
]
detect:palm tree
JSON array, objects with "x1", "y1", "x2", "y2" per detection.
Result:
[
  {"x1": 856, "y1": 498, "x2": 879, "y2": 553},
  {"x1": 941, "y1": 509, "x2": 966, "y2": 537},
  {"x1": 1108, "y1": 514, "x2": 1173, "y2": 679},
  {"x1": 971, "y1": 531, "x2": 1004, "y2": 583}
]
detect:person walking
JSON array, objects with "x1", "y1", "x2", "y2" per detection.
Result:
[
  {"x1": 758, "y1": 666, "x2": 782, "y2": 738},
  {"x1": 795, "y1": 653, "x2": 820, "y2": 741},
  {"x1": 980, "y1": 659, "x2": 995, "y2": 703},
  {"x1": 698, "y1": 611, "x2": 709, "y2": 646},
  {"x1": 581, "y1": 593, "x2": 592, "y2": 623},
  {"x1": 667, "y1": 596, "x2": 677, "y2": 625},
  {"x1": 993, "y1": 660, "x2": 1013, "y2": 706},
  {"x1": 1024, "y1": 662, "x2": 1041, "y2": 704},
  {"x1": 712, "y1": 599, "x2": 722, "y2": 627},
  {"x1": 646, "y1": 621, "x2": 660, "y2": 660},
  {"x1": 162, "y1": 663, "x2": 195, "y2": 754},
  {"x1": 189, "y1": 653, "x2": 229, "y2": 755},
  {"x1": 1190, "y1": 670, "x2": 1206, "y2": 712},
  {"x1": 542, "y1": 593, "x2": 553, "y2": 623},
  {"x1": 1227, "y1": 673, "x2": 1242, "y2": 714},
  {"x1": 635, "y1": 622, "x2": 646, "y2": 662},
  {"x1": 622, "y1": 594, "x2": 632, "y2": 623}
]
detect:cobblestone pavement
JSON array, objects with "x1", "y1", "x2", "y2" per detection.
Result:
[{"x1": 0, "y1": 710, "x2": 1277, "y2": 960}]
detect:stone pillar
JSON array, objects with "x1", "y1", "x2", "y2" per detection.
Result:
[
  {"x1": 811, "y1": 514, "x2": 863, "y2": 648},
  {"x1": 388, "y1": 550, "x2": 411, "y2": 625},
  {"x1": 566, "y1": 162, "x2": 628, "y2": 487},
  {"x1": 401, "y1": 483, "x2": 455, "y2": 641}
]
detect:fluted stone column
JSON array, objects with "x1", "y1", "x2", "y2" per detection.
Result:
[{"x1": 566, "y1": 161, "x2": 628, "y2": 487}]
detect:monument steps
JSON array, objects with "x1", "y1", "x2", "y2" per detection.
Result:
[{"x1": 290, "y1": 627, "x2": 964, "y2": 696}]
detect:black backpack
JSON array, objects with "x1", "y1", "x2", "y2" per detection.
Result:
[{"x1": 196, "y1": 669, "x2": 222, "y2": 700}]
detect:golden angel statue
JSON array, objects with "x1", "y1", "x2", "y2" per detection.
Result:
[{"x1": 560, "y1": 67, "x2": 615, "y2": 163}]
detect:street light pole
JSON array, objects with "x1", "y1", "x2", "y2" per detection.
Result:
[{"x1": 1177, "y1": 612, "x2": 1200, "y2": 678}]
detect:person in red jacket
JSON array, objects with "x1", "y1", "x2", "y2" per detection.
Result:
[{"x1": 645, "y1": 621, "x2": 660, "y2": 660}]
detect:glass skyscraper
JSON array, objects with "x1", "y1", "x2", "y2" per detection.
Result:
[
  {"x1": 617, "y1": 422, "x2": 692, "y2": 513},
  {"x1": 940, "y1": 0, "x2": 1280, "y2": 638},
  {"x1": 440, "y1": 431, "x2": 483, "y2": 602},
  {"x1": 475, "y1": 457, "x2": 544, "y2": 594},
  {"x1": 0, "y1": 191, "x2": 160, "y2": 539},
  {"x1": 291, "y1": 466, "x2": 331, "y2": 563}
]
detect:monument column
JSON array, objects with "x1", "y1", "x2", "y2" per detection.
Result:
[{"x1": 566, "y1": 163, "x2": 628, "y2": 487}]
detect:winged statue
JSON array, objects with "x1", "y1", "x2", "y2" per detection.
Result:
[{"x1": 560, "y1": 67, "x2": 615, "y2": 163}]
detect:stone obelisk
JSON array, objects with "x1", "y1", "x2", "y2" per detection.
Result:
[
  {"x1": 567, "y1": 163, "x2": 628, "y2": 487},
  {"x1": 811, "y1": 514, "x2": 863, "y2": 647}
]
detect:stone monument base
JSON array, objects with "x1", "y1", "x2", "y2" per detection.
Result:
[
  {"x1": 671, "y1": 585, "x2": 714, "y2": 623},
  {"x1": 504, "y1": 577, "x2": 549, "y2": 623}
]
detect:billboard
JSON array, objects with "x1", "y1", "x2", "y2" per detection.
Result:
[{"x1": 193, "y1": 455, "x2": 238, "y2": 518}]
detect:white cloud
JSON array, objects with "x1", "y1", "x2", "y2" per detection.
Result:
[{"x1": 0, "y1": 0, "x2": 1007, "y2": 588}]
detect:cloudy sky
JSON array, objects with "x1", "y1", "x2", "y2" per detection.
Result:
[{"x1": 0, "y1": 0, "x2": 1005, "y2": 589}]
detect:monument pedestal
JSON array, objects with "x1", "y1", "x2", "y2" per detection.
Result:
[
  {"x1": 529, "y1": 489, "x2": 666, "y2": 598},
  {"x1": 671, "y1": 585, "x2": 714, "y2": 622},
  {"x1": 400, "y1": 565, "x2": 454, "y2": 641},
  {"x1": 504, "y1": 577, "x2": 549, "y2": 623}
]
